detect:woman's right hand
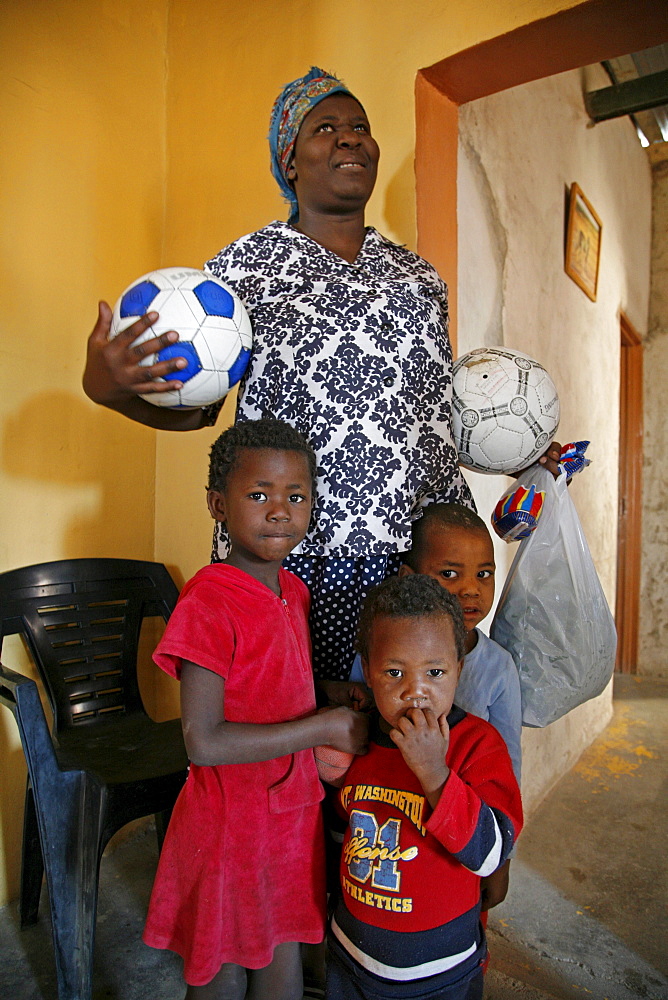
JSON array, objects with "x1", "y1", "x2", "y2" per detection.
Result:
[
  {"x1": 324, "y1": 706, "x2": 369, "y2": 755},
  {"x1": 82, "y1": 300, "x2": 187, "y2": 407}
]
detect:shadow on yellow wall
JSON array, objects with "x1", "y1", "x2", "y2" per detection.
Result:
[
  {"x1": 3, "y1": 391, "x2": 156, "y2": 560},
  {"x1": 0, "y1": 391, "x2": 181, "y2": 898},
  {"x1": 2, "y1": 389, "x2": 183, "y2": 712}
]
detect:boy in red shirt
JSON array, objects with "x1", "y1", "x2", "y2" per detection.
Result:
[{"x1": 328, "y1": 574, "x2": 522, "y2": 1000}]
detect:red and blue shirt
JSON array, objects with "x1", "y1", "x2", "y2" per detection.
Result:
[{"x1": 332, "y1": 709, "x2": 523, "y2": 986}]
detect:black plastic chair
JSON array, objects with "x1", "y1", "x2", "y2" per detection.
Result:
[{"x1": 0, "y1": 558, "x2": 189, "y2": 1000}]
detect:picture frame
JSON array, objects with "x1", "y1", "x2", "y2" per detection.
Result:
[{"x1": 564, "y1": 182, "x2": 602, "y2": 302}]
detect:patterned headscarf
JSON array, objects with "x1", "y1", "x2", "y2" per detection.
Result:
[{"x1": 268, "y1": 66, "x2": 360, "y2": 223}]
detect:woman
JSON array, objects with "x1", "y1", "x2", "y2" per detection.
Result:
[{"x1": 83, "y1": 68, "x2": 475, "y2": 682}]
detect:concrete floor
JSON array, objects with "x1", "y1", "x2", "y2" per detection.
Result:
[
  {"x1": 485, "y1": 674, "x2": 667, "y2": 1000},
  {"x1": 1, "y1": 674, "x2": 666, "y2": 1000}
]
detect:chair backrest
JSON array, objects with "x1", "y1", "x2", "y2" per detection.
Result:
[{"x1": 0, "y1": 559, "x2": 179, "y2": 733}]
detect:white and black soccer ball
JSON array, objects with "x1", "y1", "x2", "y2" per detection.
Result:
[
  {"x1": 452, "y1": 347, "x2": 560, "y2": 475},
  {"x1": 110, "y1": 267, "x2": 252, "y2": 409}
]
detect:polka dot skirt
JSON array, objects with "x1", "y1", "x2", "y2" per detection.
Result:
[{"x1": 284, "y1": 553, "x2": 405, "y2": 681}]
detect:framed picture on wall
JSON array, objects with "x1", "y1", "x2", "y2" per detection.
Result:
[{"x1": 564, "y1": 183, "x2": 602, "y2": 302}]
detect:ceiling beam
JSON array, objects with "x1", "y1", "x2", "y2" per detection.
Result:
[
  {"x1": 421, "y1": 0, "x2": 668, "y2": 105},
  {"x1": 585, "y1": 69, "x2": 668, "y2": 122}
]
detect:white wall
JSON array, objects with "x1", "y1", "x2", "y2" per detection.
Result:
[
  {"x1": 639, "y1": 142, "x2": 668, "y2": 677},
  {"x1": 457, "y1": 65, "x2": 652, "y2": 814}
]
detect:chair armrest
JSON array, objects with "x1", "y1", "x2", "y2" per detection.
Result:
[
  {"x1": 0, "y1": 661, "x2": 83, "y2": 781},
  {"x1": 0, "y1": 661, "x2": 38, "y2": 706}
]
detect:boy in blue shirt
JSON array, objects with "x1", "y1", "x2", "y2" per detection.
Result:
[
  {"x1": 398, "y1": 504, "x2": 521, "y2": 782},
  {"x1": 350, "y1": 502, "x2": 521, "y2": 910}
]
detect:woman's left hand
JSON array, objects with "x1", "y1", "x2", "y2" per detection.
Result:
[{"x1": 537, "y1": 439, "x2": 563, "y2": 479}]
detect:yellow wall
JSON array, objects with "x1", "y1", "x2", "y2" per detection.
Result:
[
  {"x1": 0, "y1": 0, "x2": 584, "y2": 906},
  {"x1": 0, "y1": 0, "x2": 168, "y2": 904}
]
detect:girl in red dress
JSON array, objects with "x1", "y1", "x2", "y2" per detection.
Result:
[{"x1": 143, "y1": 419, "x2": 368, "y2": 999}]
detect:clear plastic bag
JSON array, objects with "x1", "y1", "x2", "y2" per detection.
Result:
[{"x1": 491, "y1": 465, "x2": 617, "y2": 727}]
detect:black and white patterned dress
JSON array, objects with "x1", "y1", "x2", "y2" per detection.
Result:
[{"x1": 205, "y1": 222, "x2": 473, "y2": 677}]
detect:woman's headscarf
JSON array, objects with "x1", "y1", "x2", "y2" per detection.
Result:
[{"x1": 268, "y1": 66, "x2": 360, "y2": 223}]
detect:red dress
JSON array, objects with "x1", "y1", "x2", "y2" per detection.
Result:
[{"x1": 142, "y1": 564, "x2": 326, "y2": 985}]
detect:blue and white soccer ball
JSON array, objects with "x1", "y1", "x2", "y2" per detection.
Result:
[
  {"x1": 452, "y1": 347, "x2": 560, "y2": 475},
  {"x1": 110, "y1": 267, "x2": 253, "y2": 408}
]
